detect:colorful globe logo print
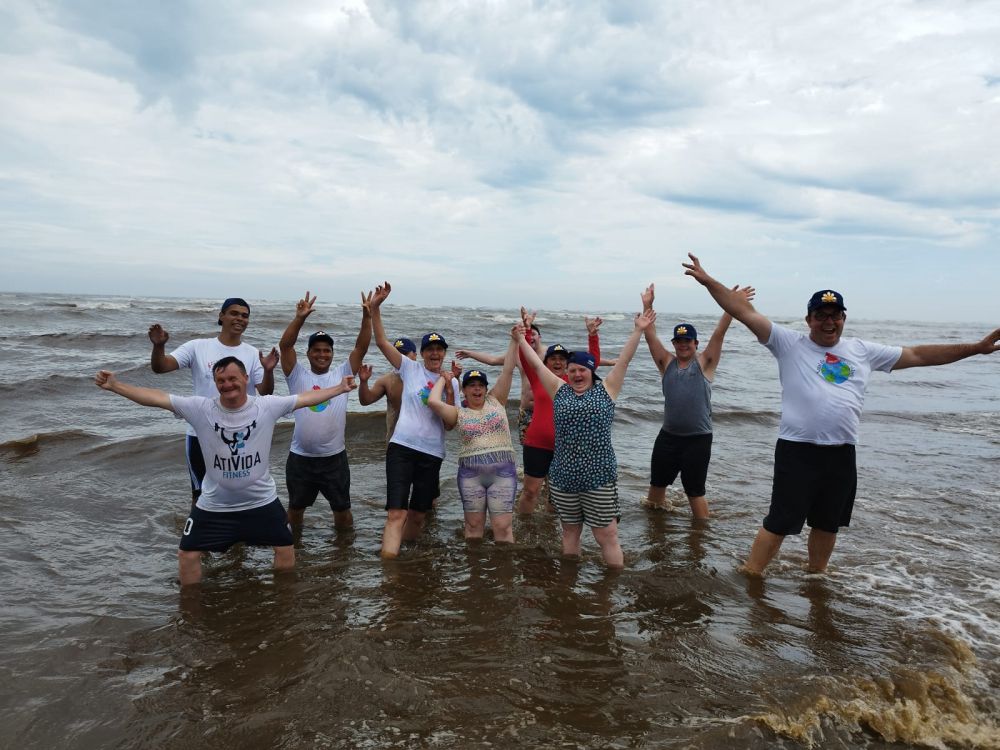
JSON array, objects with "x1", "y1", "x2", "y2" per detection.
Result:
[
  {"x1": 819, "y1": 353, "x2": 852, "y2": 384},
  {"x1": 309, "y1": 384, "x2": 330, "y2": 412}
]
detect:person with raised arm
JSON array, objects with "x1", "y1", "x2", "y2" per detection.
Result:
[
  {"x1": 428, "y1": 325, "x2": 521, "y2": 544},
  {"x1": 278, "y1": 290, "x2": 372, "y2": 532},
  {"x1": 517, "y1": 309, "x2": 656, "y2": 568},
  {"x1": 640, "y1": 282, "x2": 755, "y2": 519},
  {"x1": 358, "y1": 337, "x2": 418, "y2": 442},
  {"x1": 368, "y1": 282, "x2": 460, "y2": 558},
  {"x1": 95, "y1": 357, "x2": 355, "y2": 585},
  {"x1": 682, "y1": 252, "x2": 1000, "y2": 576},
  {"x1": 148, "y1": 298, "x2": 278, "y2": 508}
]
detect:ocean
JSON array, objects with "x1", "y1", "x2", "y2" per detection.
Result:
[{"x1": 1, "y1": 291, "x2": 997, "y2": 749}]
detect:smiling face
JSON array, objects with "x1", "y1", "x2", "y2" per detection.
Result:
[
  {"x1": 545, "y1": 353, "x2": 569, "y2": 376},
  {"x1": 807, "y1": 305, "x2": 846, "y2": 348},
  {"x1": 213, "y1": 362, "x2": 250, "y2": 408},
  {"x1": 219, "y1": 305, "x2": 250, "y2": 339},
  {"x1": 671, "y1": 337, "x2": 698, "y2": 363},
  {"x1": 307, "y1": 342, "x2": 333, "y2": 374},
  {"x1": 421, "y1": 343, "x2": 447, "y2": 372},
  {"x1": 462, "y1": 380, "x2": 487, "y2": 408},
  {"x1": 566, "y1": 362, "x2": 594, "y2": 393}
]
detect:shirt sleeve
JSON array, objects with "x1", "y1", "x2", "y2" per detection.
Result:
[
  {"x1": 247, "y1": 348, "x2": 265, "y2": 387},
  {"x1": 169, "y1": 395, "x2": 205, "y2": 424},
  {"x1": 863, "y1": 342, "x2": 903, "y2": 373},
  {"x1": 169, "y1": 340, "x2": 196, "y2": 369},
  {"x1": 764, "y1": 323, "x2": 798, "y2": 358},
  {"x1": 588, "y1": 333, "x2": 600, "y2": 363},
  {"x1": 262, "y1": 394, "x2": 299, "y2": 419},
  {"x1": 284, "y1": 362, "x2": 305, "y2": 394}
]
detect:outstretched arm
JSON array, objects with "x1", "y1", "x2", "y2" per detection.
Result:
[
  {"x1": 454, "y1": 349, "x2": 504, "y2": 366},
  {"x1": 893, "y1": 328, "x2": 1000, "y2": 371},
  {"x1": 517, "y1": 327, "x2": 564, "y2": 399},
  {"x1": 639, "y1": 283, "x2": 672, "y2": 375},
  {"x1": 489, "y1": 326, "x2": 521, "y2": 405},
  {"x1": 279, "y1": 291, "x2": 316, "y2": 377},
  {"x1": 427, "y1": 374, "x2": 459, "y2": 429},
  {"x1": 294, "y1": 375, "x2": 356, "y2": 409},
  {"x1": 148, "y1": 325, "x2": 179, "y2": 373},
  {"x1": 95, "y1": 370, "x2": 174, "y2": 410},
  {"x1": 682, "y1": 254, "x2": 772, "y2": 343},
  {"x1": 358, "y1": 366, "x2": 389, "y2": 405},
  {"x1": 700, "y1": 285, "x2": 756, "y2": 379},
  {"x1": 369, "y1": 282, "x2": 404, "y2": 370},
  {"x1": 604, "y1": 310, "x2": 656, "y2": 400},
  {"x1": 349, "y1": 291, "x2": 374, "y2": 374}
]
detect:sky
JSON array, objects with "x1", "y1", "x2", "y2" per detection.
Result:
[{"x1": 2, "y1": 0, "x2": 999, "y2": 322}]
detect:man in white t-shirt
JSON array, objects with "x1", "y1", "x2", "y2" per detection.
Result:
[
  {"x1": 278, "y1": 291, "x2": 372, "y2": 531},
  {"x1": 149, "y1": 297, "x2": 279, "y2": 507},
  {"x1": 683, "y1": 254, "x2": 1000, "y2": 576},
  {"x1": 369, "y1": 282, "x2": 459, "y2": 558},
  {"x1": 95, "y1": 356, "x2": 356, "y2": 585}
]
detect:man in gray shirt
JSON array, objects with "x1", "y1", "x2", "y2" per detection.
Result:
[{"x1": 640, "y1": 283, "x2": 754, "y2": 518}]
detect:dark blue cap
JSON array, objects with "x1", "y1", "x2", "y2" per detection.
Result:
[
  {"x1": 462, "y1": 369, "x2": 488, "y2": 387},
  {"x1": 807, "y1": 290, "x2": 846, "y2": 312},
  {"x1": 543, "y1": 343, "x2": 569, "y2": 361},
  {"x1": 671, "y1": 323, "x2": 697, "y2": 341},
  {"x1": 308, "y1": 331, "x2": 334, "y2": 349},
  {"x1": 420, "y1": 332, "x2": 448, "y2": 351},
  {"x1": 393, "y1": 337, "x2": 416, "y2": 355},
  {"x1": 220, "y1": 297, "x2": 250, "y2": 314},
  {"x1": 567, "y1": 350, "x2": 600, "y2": 380}
]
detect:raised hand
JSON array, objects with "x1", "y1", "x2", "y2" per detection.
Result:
[
  {"x1": 585, "y1": 316, "x2": 604, "y2": 335},
  {"x1": 978, "y1": 327, "x2": 1000, "y2": 354},
  {"x1": 371, "y1": 282, "x2": 392, "y2": 308},
  {"x1": 260, "y1": 347, "x2": 280, "y2": 372},
  {"x1": 454, "y1": 349, "x2": 472, "y2": 360},
  {"x1": 295, "y1": 291, "x2": 317, "y2": 320},
  {"x1": 634, "y1": 309, "x2": 656, "y2": 330},
  {"x1": 450, "y1": 359, "x2": 463, "y2": 379},
  {"x1": 360, "y1": 290, "x2": 374, "y2": 315},
  {"x1": 735, "y1": 285, "x2": 756, "y2": 303},
  {"x1": 512, "y1": 323, "x2": 525, "y2": 340},
  {"x1": 358, "y1": 363, "x2": 373, "y2": 381},
  {"x1": 520, "y1": 306, "x2": 537, "y2": 329},
  {"x1": 640, "y1": 283, "x2": 655, "y2": 311},
  {"x1": 148, "y1": 324, "x2": 169, "y2": 345},
  {"x1": 341, "y1": 375, "x2": 357, "y2": 391},
  {"x1": 682, "y1": 253, "x2": 710, "y2": 285},
  {"x1": 95, "y1": 370, "x2": 116, "y2": 390}
]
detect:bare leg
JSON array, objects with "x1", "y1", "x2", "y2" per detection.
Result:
[
  {"x1": 464, "y1": 511, "x2": 486, "y2": 540},
  {"x1": 381, "y1": 509, "x2": 407, "y2": 558},
  {"x1": 561, "y1": 523, "x2": 583, "y2": 557},
  {"x1": 287, "y1": 507, "x2": 305, "y2": 527},
  {"x1": 402, "y1": 509, "x2": 426, "y2": 541},
  {"x1": 807, "y1": 528, "x2": 837, "y2": 573},
  {"x1": 518, "y1": 475, "x2": 544, "y2": 513},
  {"x1": 333, "y1": 509, "x2": 354, "y2": 530},
  {"x1": 273, "y1": 545, "x2": 295, "y2": 571},
  {"x1": 591, "y1": 521, "x2": 624, "y2": 569},
  {"x1": 178, "y1": 550, "x2": 203, "y2": 586},
  {"x1": 642, "y1": 485, "x2": 669, "y2": 509},
  {"x1": 491, "y1": 512, "x2": 514, "y2": 544},
  {"x1": 687, "y1": 495, "x2": 709, "y2": 519},
  {"x1": 741, "y1": 527, "x2": 785, "y2": 576}
]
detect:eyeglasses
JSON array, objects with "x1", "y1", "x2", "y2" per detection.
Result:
[{"x1": 811, "y1": 311, "x2": 845, "y2": 322}]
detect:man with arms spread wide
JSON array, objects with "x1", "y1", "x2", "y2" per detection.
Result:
[
  {"x1": 95, "y1": 357, "x2": 356, "y2": 585},
  {"x1": 148, "y1": 298, "x2": 278, "y2": 507},
  {"x1": 683, "y1": 253, "x2": 1000, "y2": 575},
  {"x1": 278, "y1": 290, "x2": 372, "y2": 531}
]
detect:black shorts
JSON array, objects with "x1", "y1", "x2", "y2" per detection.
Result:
[
  {"x1": 763, "y1": 439, "x2": 857, "y2": 536},
  {"x1": 522, "y1": 445, "x2": 555, "y2": 479},
  {"x1": 286, "y1": 450, "x2": 351, "y2": 511},
  {"x1": 179, "y1": 498, "x2": 294, "y2": 552},
  {"x1": 649, "y1": 430, "x2": 713, "y2": 497},
  {"x1": 385, "y1": 443, "x2": 442, "y2": 513},
  {"x1": 185, "y1": 435, "x2": 207, "y2": 498}
]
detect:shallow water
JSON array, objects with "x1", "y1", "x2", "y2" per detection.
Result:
[{"x1": 1, "y1": 292, "x2": 998, "y2": 748}]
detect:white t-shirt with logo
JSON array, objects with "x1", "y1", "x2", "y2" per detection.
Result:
[
  {"x1": 170, "y1": 394, "x2": 297, "y2": 511},
  {"x1": 169, "y1": 338, "x2": 265, "y2": 436},
  {"x1": 389, "y1": 357, "x2": 459, "y2": 459},
  {"x1": 764, "y1": 323, "x2": 902, "y2": 445},
  {"x1": 285, "y1": 360, "x2": 354, "y2": 457}
]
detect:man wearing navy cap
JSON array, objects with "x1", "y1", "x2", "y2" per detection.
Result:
[
  {"x1": 278, "y1": 290, "x2": 372, "y2": 532},
  {"x1": 683, "y1": 253, "x2": 1000, "y2": 576},
  {"x1": 149, "y1": 297, "x2": 278, "y2": 507},
  {"x1": 639, "y1": 282, "x2": 755, "y2": 519},
  {"x1": 359, "y1": 337, "x2": 419, "y2": 442}
]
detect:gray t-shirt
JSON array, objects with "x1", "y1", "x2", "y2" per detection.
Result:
[{"x1": 661, "y1": 358, "x2": 712, "y2": 436}]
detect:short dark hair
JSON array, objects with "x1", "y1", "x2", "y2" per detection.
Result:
[
  {"x1": 213, "y1": 356, "x2": 247, "y2": 376},
  {"x1": 530, "y1": 324, "x2": 541, "y2": 335}
]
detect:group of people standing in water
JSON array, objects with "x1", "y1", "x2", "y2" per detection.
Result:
[{"x1": 95, "y1": 255, "x2": 1000, "y2": 586}]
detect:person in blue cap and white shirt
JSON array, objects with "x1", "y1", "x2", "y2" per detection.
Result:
[
  {"x1": 683, "y1": 253, "x2": 1000, "y2": 576},
  {"x1": 368, "y1": 282, "x2": 460, "y2": 558},
  {"x1": 148, "y1": 297, "x2": 278, "y2": 508},
  {"x1": 517, "y1": 310, "x2": 656, "y2": 568},
  {"x1": 278, "y1": 290, "x2": 372, "y2": 532},
  {"x1": 639, "y1": 282, "x2": 755, "y2": 519}
]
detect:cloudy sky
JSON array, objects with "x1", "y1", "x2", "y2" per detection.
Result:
[{"x1": 2, "y1": 0, "x2": 999, "y2": 322}]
